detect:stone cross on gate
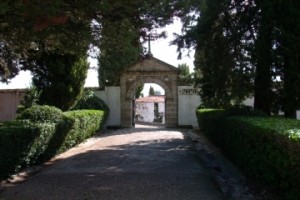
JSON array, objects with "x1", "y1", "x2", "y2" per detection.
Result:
[{"x1": 147, "y1": 35, "x2": 154, "y2": 56}]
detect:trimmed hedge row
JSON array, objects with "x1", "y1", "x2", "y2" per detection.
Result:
[
  {"x1": 57, "y1": 110, "x2": 106, "y2": 153},
  {"x1": 17, "y1": 105, "x2": 64, "y2": 123},
  {"x1": 0, "y1": 120, "x2": 56, "y2": 179},
  {"x1": 196, "y1": 108, "x2": 300, "y2": 200},
  {"x1": 72, "y1": 90, "x2": 109, "y2": 113},
  {"x1": 0, "y1": 106, "x2": 106, "y2": 180}
]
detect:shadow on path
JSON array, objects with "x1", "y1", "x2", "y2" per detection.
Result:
[{"x1": 0, "y1": 129, "x2": 225, "y2": 200}]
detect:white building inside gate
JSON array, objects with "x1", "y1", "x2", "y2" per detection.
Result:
[{"x1": 135, "y1": 95, "x2": 165, "y2": 124}]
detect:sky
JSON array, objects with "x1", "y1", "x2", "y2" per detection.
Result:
[{"x1": 0, "y1": 18, "x2": 195, "y2": 91}]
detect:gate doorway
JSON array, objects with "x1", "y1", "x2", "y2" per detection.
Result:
[
  {"x1": 120, "y1": 55, "x2": 179, "y2": 128},
  {"x1": 134, "y1": 83, "x2": 166, "y2": 128}
]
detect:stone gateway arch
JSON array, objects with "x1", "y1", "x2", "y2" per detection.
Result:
[{"x1": 120, "y1": 55, "x2": 179, "y2": 128}]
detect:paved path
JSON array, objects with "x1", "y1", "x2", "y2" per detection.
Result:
[{"x1": 0, "y1": 128, "x2": 227, "y2": 200}]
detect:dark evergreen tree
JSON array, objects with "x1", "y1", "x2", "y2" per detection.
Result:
[
  {"x1": 97, "y1": 0, "x2": 191, "y2": 87},
  {"x1": 276, "y1": 0, "x2": 300, "y2": 118},
  {"x1": 135, "y1": 85, "x2": 144, "y2": 98},
  {"x1": 251, "y1": 0, "x2": 300, "y2": 118},
  {"x1": 98, "y1": 18, "x2": 141, "y2": 87},
  {"x1": 171, "y1": 0, "x2": 300, "y2": 117},
  {"x1": 30, "y1": 53, "x2": 88, "y2": 111},
  {"x1": 176, "y1": 0, "x2": 255, "y2": 108},
  {"x1": 253, "y1": 1, "x2": 275, "y2": 115},
  {"x1": 178, "y1": 63, "x2": 194, "y2": 85},
  {"x1": 149, "y1": 86, "x2": 155, "y2": 96}
]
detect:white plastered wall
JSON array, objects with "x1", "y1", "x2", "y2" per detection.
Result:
[
  {"x1": 94, "y1": 87, "x2": 121, "y2": 126},
  {"x1": 178, "y1": 86, "x2": 201, "y2": 128}
]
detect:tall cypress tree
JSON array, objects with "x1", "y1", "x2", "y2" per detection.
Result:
[
  {"x1": 30, "y1": 52, "x2": 88, "y2": 111},
  {"x1": 276, "y1": 0, "x2": 300, "y2": 118},
  {"x1": 97, "y1": 0, "x2": 189, "y2": 87},
  {"x1": 149, "y1": 86, "x2": 155, "y2": 96},
  {"x1": 174, "y1": 0, "x2": 300, "y2": 117},
  {"x1": 187, "y1": 0, "x2": 255, "y2": 107},
  {"x1": 98, "y1": 18, "x2": 141, "y2": 87},
  {"x1": 253, "y1": 1, "x2": 275, "y2": 115}
]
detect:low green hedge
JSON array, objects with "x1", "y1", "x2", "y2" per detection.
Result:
[
  {"x1": 72, "y1": 90, "x2": 109, "y2": 126},
  {"x1": 56, "y1": 110, "x2": 106, "y2": 153},
  {"x1": 0, "y1": 107, "x2": 106, "y2": 180},
  {"x1": 73, "y1": 90, "x2": 109, "y2": 112},
  {"x1": 17, "y1": 105, "x2": 64, "y2": 123},
  {"x1": 196, "y1": 108, "x2": 300, "y2": 200},
  {"x1": 0, "y1": 120, "x2": 56, "y2": 179}
]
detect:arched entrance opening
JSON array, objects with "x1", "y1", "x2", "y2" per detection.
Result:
[
  {"x1": 120, "y1": 55, "x2": 179, "y2": 128},
  {"x1": 134, "y1": 83, "x2": 166, "y2": 127}
]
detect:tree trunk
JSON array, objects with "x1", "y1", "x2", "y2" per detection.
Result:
[
  {"x1": 254, "y1": 7, "x2": 273, "y2": 115},
  {"x1": 283, "y1": 47, "x2": 298, "y2": 119},
  {"x1": 278, "y1": 1, "x2": 300, "y2": 119}
]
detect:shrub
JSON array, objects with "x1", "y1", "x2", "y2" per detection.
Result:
[
  {"x1": 196, "y1": 108, "x2": 225, "y2": 141},
  {"x1": 73, "y1": 90, "x2": 109, "y2": 112},
  {"x1": 196, "y1": 108, "x2": 300, "y2": 200},
  {"x1": 34, "y1": 109, "x2": 106, "y2": 162},
  {"x1": 226, "y1": 105, "x2": 267, "y2": 117},
  {"x1": 56, "y1": 110, "x2": 105, "y2": 153},
  {"x1": 17, "y1": 85, "x2": 40, "y2": 114},
  {"x1": 72, "y1": 90, "x2": 109, "y2": 124},
  {"x1": 0, "y1": 108, "x2": 107, "y2": 180},
  {"x1": 17, "y1": 105, "x2": 64, "y2": 123},
  {"x1": 0, "y1": 120, "x2": 56, "y2": 179}
]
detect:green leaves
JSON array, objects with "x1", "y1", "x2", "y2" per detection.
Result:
[
  {"x1": 29, "y1": 53, "x2": 88, "y2": 111},
  {"x1": 285, "y1": 129, "x2": 300, "y2": 140},
  {"x1": 0, "y1": 0, "x2": 93, "y2": 82},
  {"x1": 17, "y1": 105, "x2": 64, "y2": 123},
  {"x1": 97, "y1": 0, "x2": 189, "y2": 87},
  {"x1": 98, "y1": 17, "x2": 141, "y2": 87},
  {"x1": 0, "y1": 2, "x2": 9, "y2": 15},
  {"x1": 196, "y1": 108, "x2": 300, "y2": 199},
  {"x1": 174, "y1": 0, "x2": 300, "y2": 116},
  {"x1": 0, "y1": 107, "x2": 107, "y2": 180},
  {"x1": 178, "y1": 63, "x2": 195, "y2": 86},
  {"x1": 185, "y1": 0, "x2": 256, "y2": 108},
  {"x1": 134, "y1": 85, "x2": 144, "y2": 98}
]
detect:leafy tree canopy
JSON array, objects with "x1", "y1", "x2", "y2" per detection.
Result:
[
  {"x1": 1, "y1": 0, "x2": 193, "y2": 84},
  {"x1": 174, "y1": 0, "x2": 300, "y2": 118},
  {"x1": 0, "y1": 0, "x2": 99, "y2": 82},
  {"x1": 97, "y1": 0, "x2": 194, "y2": 87}
]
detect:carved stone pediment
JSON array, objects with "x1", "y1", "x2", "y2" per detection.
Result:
[{"x1": 125, "y1": 56, "x2": 180, "y2": 73}]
